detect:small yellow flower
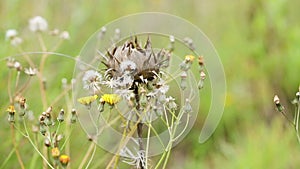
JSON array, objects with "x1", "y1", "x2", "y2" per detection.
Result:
[
  {"x1": 59, "y1": 154, "x2": 70, "y2": 166},
  {"x1": 100, "y1": 94, "x2": 120, "y2": 105},
  {"x1": 77, "y1": 95, "x2": 98, "y2": 105},
  {"x1": 51, "y1": 147, "x2": 60, "y2": 158},
  {"x1": 185, "y1": 55, "x2": 195, "y2": 62},
  {"x1": 7, "y1": 105, "x2": 15, "y2": 114}
]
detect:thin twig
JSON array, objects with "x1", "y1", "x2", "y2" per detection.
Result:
[{"x1": 10, "y1": 124, "x2": 25, "y2": 169}]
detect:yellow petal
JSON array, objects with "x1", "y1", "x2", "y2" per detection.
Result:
[{"x1": 77, "y1": 95, "x2": 98, "y2": 105}]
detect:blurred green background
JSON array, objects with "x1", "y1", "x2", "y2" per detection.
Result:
[{"x1": 1, "y1": 0, "x2": 300, "y2": 168}]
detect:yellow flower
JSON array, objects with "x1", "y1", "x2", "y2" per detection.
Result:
[
  {"x1": 185, "y1": 55, "x2": 195, "y2": 62},
  {"x1": 7, "y1": 105, "x2": 15, "y2": 114},
  {"x1": 77, "y1": 95, "x2": 98, "y2": 105},
  {"x1": 59, "y1": 154, "x2": 70, "y2": 166},
  {"x1": 100, "y1": 94, "x2": 120, "y2": 105},
  {"x1": 51, "y1": 147, "x2": 60, "y2": 158}
]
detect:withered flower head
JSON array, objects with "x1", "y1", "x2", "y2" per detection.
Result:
[{"x1": 102, "y1": 37, "x2": 170, "y2": 88}]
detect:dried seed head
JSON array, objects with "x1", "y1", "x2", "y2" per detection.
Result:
[
  {"x1": 5, "y1": 29, "x2": 18, "y2": 40},
  {"x1": 29, "y1": 16, "x2": 48, "y2": 32},
  {"x1": 103, "y1": 38, "x2": 169, "y2": 86},
  {"x1": 24, "y1": 67, "x2": 37, "y2": 76},
  {"x1": 82, "y1": 70, "x2": 102, "y2": 93}
]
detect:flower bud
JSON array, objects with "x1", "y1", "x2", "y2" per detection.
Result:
[
  {"x1": 40, "y1": 122, "x2": 47, "y2": 135},
  {"x1": 7, "y1": 105, "x2": 15, "y2": 123},
  {"x1": 183, "y1": 99, "x2": 192, "y2": 113},
  {"x1": 70, "y1": 109, "x2": 77, "y2": 123},
  {"x1": 59, "y1": 155, "x2": 70, "y2": 166},
  {"x1": 51, "y1": 147, "x2": 60, "y2": 158},
  {"x1": 57, "y1": 109, "x2": 64, "y2": 122},
  {"x1": 44, "y1": 137, "x2": 51, "y2": 147}
]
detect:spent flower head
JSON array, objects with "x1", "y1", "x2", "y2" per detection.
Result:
[
  {"x1": 24, "y1": 67, "x2": 38, "y2": 76},
  {"x1": 60, "y1": 31, "x2": 70, "y2": 40},
  {"x1": 29, "y1": 16, "x2": 48, "y2": 32},
  {"x1": 82, "y1": 70, "x2": 102, "y2": 94},
  {"x1": 5, "y1": 29, "x2": 18, "y2": 40}
]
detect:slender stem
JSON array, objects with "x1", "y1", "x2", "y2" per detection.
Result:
[
  {"x1": 162, "y1": 146, "x2": 172, "y2": 169},
  {"x1": 17, "y1": 46, "x2": 48, "y2": 109},
  {"x1": 22, "y1": 119, "x2": 54, "y2": 169},
  {"x1": 113, "y1": 125, "x2": 127, "y2": 169},
  {"x1": 39, "y1": 54, "x2": 48, "y2": 109},
  {"x1": 50, "y1": 39, "x2": 62, "y2": 52},
  {"x1": 37, "y1": 33, "x2": 47, "y2": 52},
  {"x1": 133, "y1": 84, "x2": 145, "y2": 169},
  {"x1": 85, "y1": 143, "x2": 97, "y2": 169},
  {"x1": 60, "y1": 126, "x2": 73, "y2": 150},
  {"x1": 49, "y1": 85, "x2": 72, "y2": 107},
  {"x1": 105, "y1": 119, "x2": 140, "y2": 169},
  {"x1": 15, "y1": 77, "x2": 32, "y2": 97},
  {"x1": 173, "y1": 114, "x2": 190, "y2": 141},
  {"x1": 10, "y1": 124, "x2": 25, "y2": 169},
  {"x1": 78, "y1": 142, "x2": 96, "y2": 169},
  {"x1": 149, "y1": 125, "x2": 165, "y2": 149},
  {"x1": 0, "y1": 148, "x2": 15, "y2": 169},
  {"x1": 154, "y1": 151, "x2": 167, "y2": 169},
  {"x1": 295, "y1": 103, "x2": 300, "y2": 143},
  {"x1": 17, "y1": 47, "x2": 35, "y2": 68},
  {"x1": 280, "y1": 110, "x2": 295, "y2": 126},
  {"x1": 7, "y1": 70, "x2": 13, "y2": 104},
  {"x1": 15, "y1": 71, "x2": 20, "y2": 89},
  {"x1": 145, "y1": 114, "x2": 152, "y2": 168}
]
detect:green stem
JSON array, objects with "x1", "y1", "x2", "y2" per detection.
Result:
[
  {"x1": 295, "y1": 103, "x2": 300, "y2": 144},
  {"x1": 78, "y1": 142, "x2": 95, "y2": 169},
  {"x1": 10, "y1": 124, "x2": 25, "y2": 169},
  {"x1": 0, "y1": 147, "x2": 15, "y2": 169},
  {"x1": 23, "y1": 119, "x2": 54, "y2": 169}
]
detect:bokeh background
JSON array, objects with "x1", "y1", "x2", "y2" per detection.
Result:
[{"x1": 1, "y1": 0, "x2": 300, "y2": 168}]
